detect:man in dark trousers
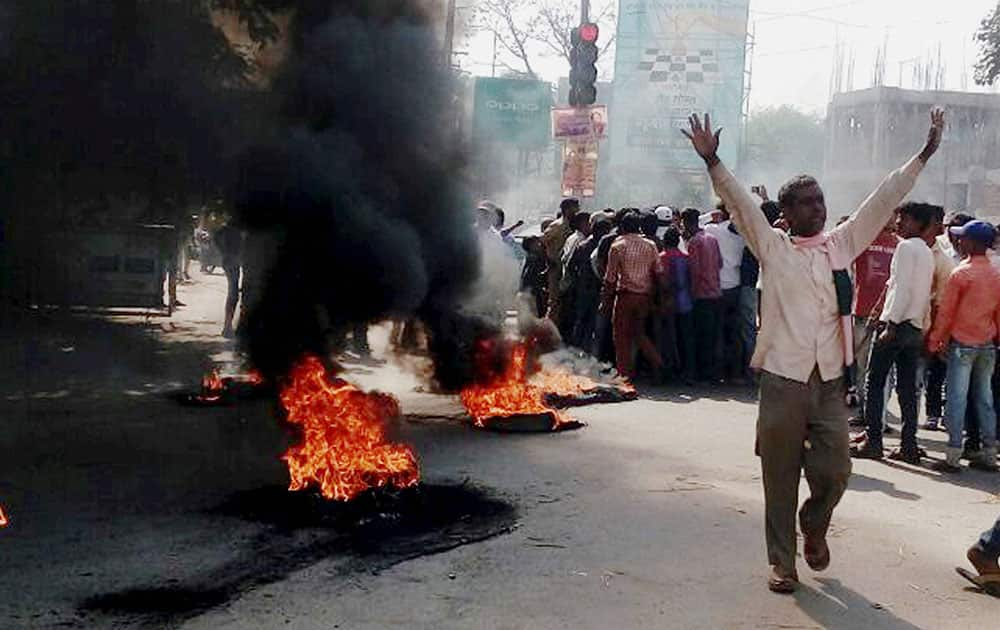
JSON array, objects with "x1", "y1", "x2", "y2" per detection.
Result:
[
  {"x1": 851, "y1": 202, "x2": 939, "y2": 464},
  {"x1": 682, "y1": 109, "x2": 943, "y2": 593},
  {"x1": 682, "y1": 207, "x2": 723, "y2": 382},
  {"x1": 215, "y1": 221, "x2": 244, "y2": 339}
]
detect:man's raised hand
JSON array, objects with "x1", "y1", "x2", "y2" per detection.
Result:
[
  {"x1": 919, "y1": 107, "x2": 945, "y2": 163},
  {"x1": 681, "y1": 113, "x2": 722, "y2": 168}
]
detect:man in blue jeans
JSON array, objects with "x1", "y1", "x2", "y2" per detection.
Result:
[
  {"x1": 927, "y1": 220, "x2": 1000, "y2": 472},
  {"x1": 961, "y1": 515, "x2": 1000, "y2": 595}
]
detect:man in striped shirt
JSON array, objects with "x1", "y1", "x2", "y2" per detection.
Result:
[{"x1": 602, "y1": 211, "x2": 664, "y2": 380}]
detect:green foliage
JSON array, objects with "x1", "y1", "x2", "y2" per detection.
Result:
[
  {"x1": 0, "y1": 0, "x2": 263, "y2": 225},
  {"x1": 974, "y1": 2, "x2": 1000, "y2": 86},
  {"x1": 744, "y1": 105, "x2": 825, "y2": 184}
]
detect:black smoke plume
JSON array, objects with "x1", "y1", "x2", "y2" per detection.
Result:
[{"x1": 234, "y1": 1, "x2": 497, "y2": 389}]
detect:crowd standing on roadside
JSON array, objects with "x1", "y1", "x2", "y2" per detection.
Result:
[{"x1": 480, "y1": 106, "x2": 1000, "y2": 597}]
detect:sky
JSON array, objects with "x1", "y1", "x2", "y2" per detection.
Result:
[{"x1": 458, "y1": 0, "x2": 1000, "y2": 114}]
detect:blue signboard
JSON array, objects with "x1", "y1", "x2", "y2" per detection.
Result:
[{"x1": 473, "y1": 77, "x2": 554, "y2": 149}]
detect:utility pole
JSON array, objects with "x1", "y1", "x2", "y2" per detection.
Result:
[
  {"x1": 491, "y1": 31, "x2": 498, "y2": 78},
  {"x1": 443, "y1": 0, "x2": 456, "y2": 67}
]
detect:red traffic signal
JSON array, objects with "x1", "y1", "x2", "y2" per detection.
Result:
[{"x1": 579, "y1": 23, "x2": 599, "y2": 43}]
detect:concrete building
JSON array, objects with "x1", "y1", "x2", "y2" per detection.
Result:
[{"x1": 825, "y1": 87, "x2": 1000, "y2": 217}]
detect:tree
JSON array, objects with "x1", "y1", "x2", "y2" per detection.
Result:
[
  {"x1": 534, "y1": 0, "x2": 616, "y2": 70},
  {"x1": 0, "y1": 0, "x2": 281, "y2": 305},
  {"x1": 974, "y1": 1, "x2": 1000, "y2": 85},
  {"x1": 473, "y1": 0, "x2": 540, "y2": 78},
  {"x1": 472, "y1": 0, "x2": 616, "y2": 80},
  {"x1": 744, "y1": 106, "x2": 825, "y2": 186},
  {"x1": 0, "y1": 1, "x2": 266, "y2": 220}
]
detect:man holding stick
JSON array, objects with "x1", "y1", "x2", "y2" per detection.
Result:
[{"x1": 681, "y1": 108, "x2": 944, "y2": 593}]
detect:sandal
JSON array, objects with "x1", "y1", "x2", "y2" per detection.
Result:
[
  {"x1": 804, "y1": 534, "x2": 830, "y2": 571},
  {"x1": 768, "y1": 567, "x2": 799, "y2": 594},
  {"x1": 956, "y1": 567, "x2": 1000, "y2": 597}
]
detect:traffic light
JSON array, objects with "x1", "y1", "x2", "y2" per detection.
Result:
[{"x1": 569, "y1": 23, "x2": 599, "y2": 107}]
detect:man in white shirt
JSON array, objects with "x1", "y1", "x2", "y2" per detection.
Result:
[
  {"x1": 852, "y1": 202, "x2": 938, "y2": 464},
  {"x1": 682, "y1": 109, "x2": 943, "y2": 594},
  {"x1": 922, "y1": 211, "x2": 954, "y2": 432},
  {"x1": 706, "y1": 202, "x2": 749, "y2": 382}
]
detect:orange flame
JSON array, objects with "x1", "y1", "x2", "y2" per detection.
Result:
[
  {"x1": 246, "y1": 369, "x2": 265, "y2": 386},
  {"x1": 279, "y1": 355, "x2": 419, "y2": 501},
  {"x1": 0, "y1": 504, "x2": 8, "y2": 528},
  {"x1": 460, "y1": 343, "x2": 571, "y2": 428},
  {"x1": 201, "y1": 369, "x2": 226, "y2": 399},
  {"x1": 532, "y1": 368, "x2": 636, "y2": 398}
]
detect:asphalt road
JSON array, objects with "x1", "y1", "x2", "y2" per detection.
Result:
[{"x1": 2, "y1": 273, "x2": 998, "y2": 629}]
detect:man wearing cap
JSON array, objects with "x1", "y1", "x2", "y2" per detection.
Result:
[
  {"x1": 681, "y1": 206, "x2": 724, "y2": 382},
  {"x1": 705, "y1": 200, "x2": 749, "y2": 383},
  {"x1": 927, "y1": 220, "x2": 1000, "y2": 473},
  {"x1": 682, "y1": 108, "x2": 944, "y2": 593}
]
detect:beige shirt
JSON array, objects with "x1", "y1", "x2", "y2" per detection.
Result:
[
  {"x1": 710, "y1": 155, "x2": 925, "y2": 383},
  {"x1": 931, "y1": 239, "x2": 956, "y2": 306},
  {"x1": 542, "y1": 218, "x2": 571, "y2": 264}
]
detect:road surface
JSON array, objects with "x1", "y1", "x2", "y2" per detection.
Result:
[{"x1": 1, "y1": 272, "x2": 997, "y2": 629}]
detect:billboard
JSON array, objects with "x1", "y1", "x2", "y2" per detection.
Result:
[
  {"x1": 561, "y1": 140, "x2": 599, "y2": 198},
  {"x1": 473, "y1": 77, "x2": 554, "y2": 149},
  {"x1": 551, "y1": 105, "x2": 608, "y2": 140},
  {"x1": 611, "y1": 0, "x2": 750, "y2": 179}
]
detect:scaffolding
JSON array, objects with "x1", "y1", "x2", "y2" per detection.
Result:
[{"x1": 739, "y1": 20, "x2": 755, "y2": 176}]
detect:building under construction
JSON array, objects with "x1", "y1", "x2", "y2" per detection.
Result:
[{"x1": 825, "y1": 86, "x2": 1000, "y2": 216}]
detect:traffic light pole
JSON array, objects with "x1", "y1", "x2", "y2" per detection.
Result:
[{"x1": 580, "y1": 0, "x2": 589, "y2": 24}]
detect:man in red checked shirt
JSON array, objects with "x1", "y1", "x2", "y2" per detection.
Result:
[{"x1": 601, "y1": 211, "x2": 664, "y2": 380}]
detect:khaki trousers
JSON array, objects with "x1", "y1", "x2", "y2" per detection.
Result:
[{"x1": 757, "y1": 369, "x2": 852, "y2": 573}]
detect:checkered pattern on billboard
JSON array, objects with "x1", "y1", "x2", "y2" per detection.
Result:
[{"x1": 637, "y1": 48, "x2": 720, "y2": 84}]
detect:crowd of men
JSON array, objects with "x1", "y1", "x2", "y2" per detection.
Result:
[
  {"x1": 504, "y1": 196, "x2": 775, "y2": 386},
  {"x1": 487, "y1": 190, "x2": 1000, "y2": 476},
  {"x1": 848, "y1": 207, "x2": 1000, "y2": 474},
  {"x1": 477, "y1": 105, "x2": 1000, "y2": 593}
]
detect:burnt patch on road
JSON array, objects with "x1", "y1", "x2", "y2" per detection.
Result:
[
  {"x1": 82, "y1": 587, "x2": 230, "y2": 616},
  {"x1": 215, "y1": 482, "x2": 514, "y2": 550},
  {"x1": 543, "y1": 384, "x2": 639, "y2": 409},
  {"x1": 477, "y1": 412, "x2": 586, "y2": 433},
  {"x1": 78, "y1": 483, "x2": 516, "y2": 627}
]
